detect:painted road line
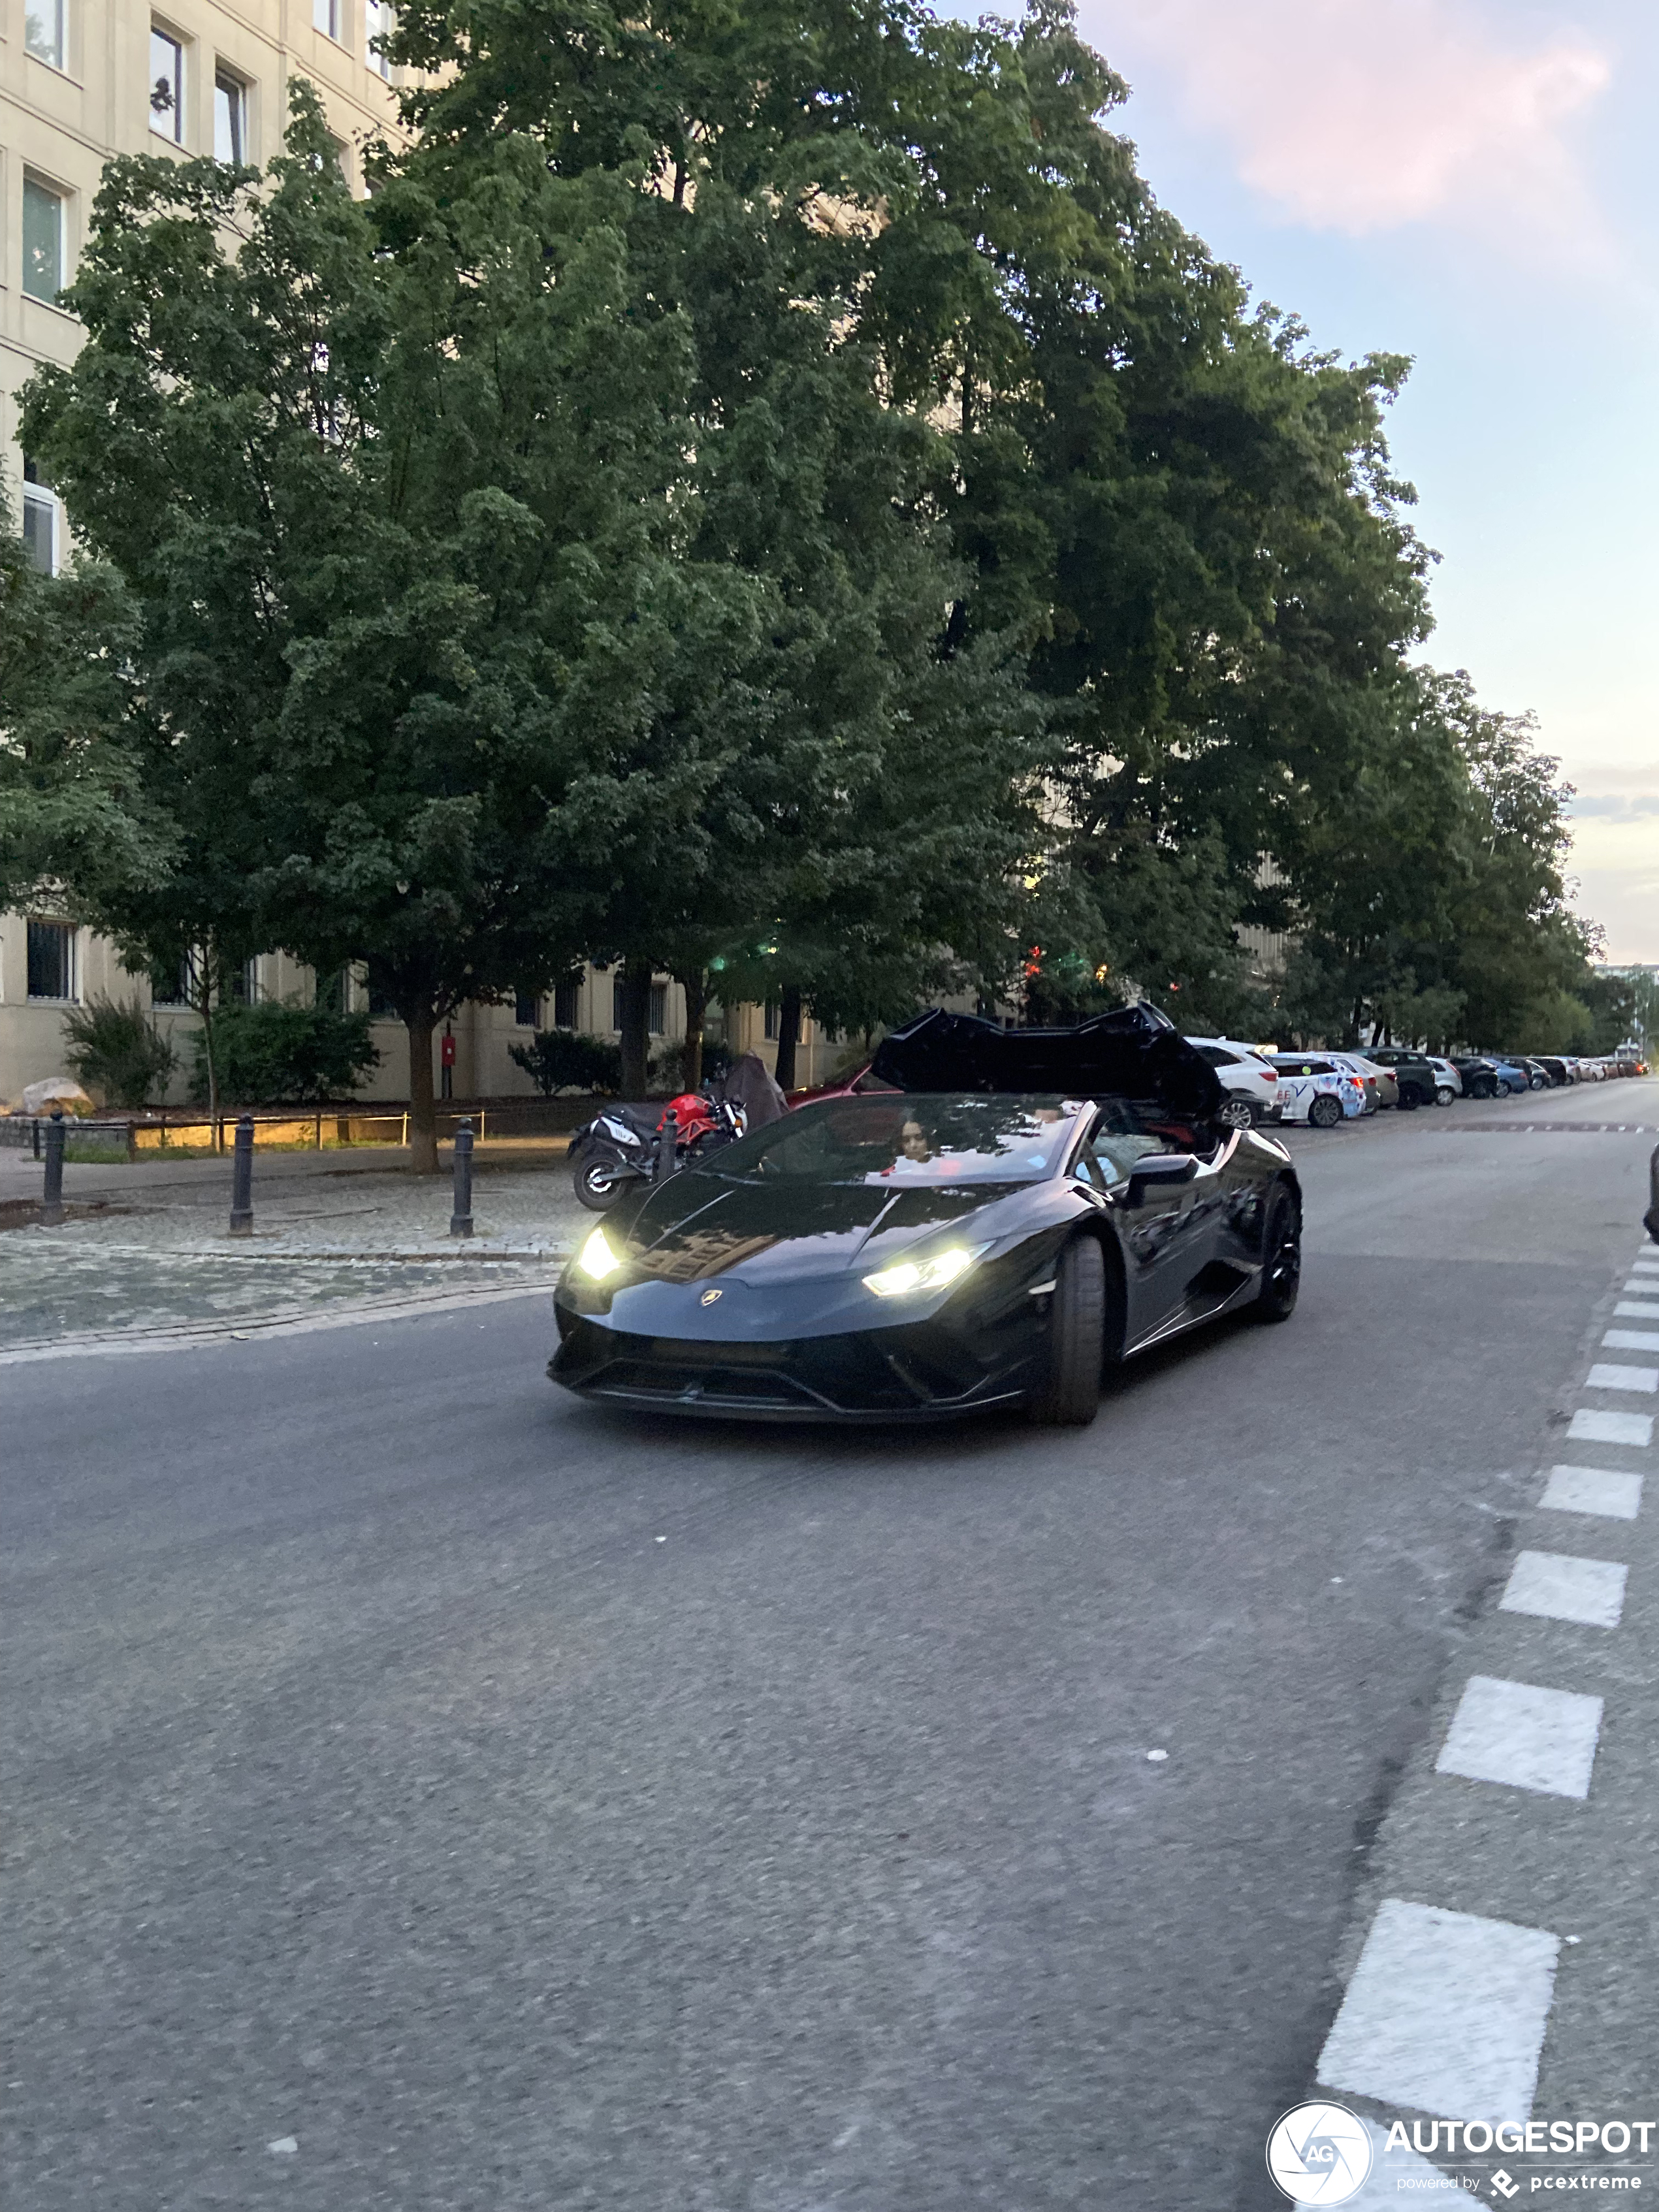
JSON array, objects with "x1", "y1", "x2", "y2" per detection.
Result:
[
  {"x1": 1539, "y1": 1465, "x2": 1645, "y2": 1520},
  {"x1": 1567, "y1": 1408, "x2": 1653, "y2": 1448},
  {"x1": 1585, "y1": 1362, "x2": 1658, "y2": 1394},
  {"x1": 1603, "y1": 1330, "x2": 1659, "y2": 1352},
  {"x1": 1434, "y1": 1675, "x2": 1603, "y2": 1799},
  {"x1": 1317, "y1": 1900, "x2": 1560, "y2": 2126},
  {"x1": 1500, "y1": 1549, "x2": 1628, "y2": 1629},
  {"x1": 1614, "y1": 1302, "x2": 1659, "y2": 1320}
]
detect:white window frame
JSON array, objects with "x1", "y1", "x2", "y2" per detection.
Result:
[
  {"x1": 25, "y1": 920, "x2": 78, "y2": 1004},
  {"x1": 150, "y1": 24, "x2": 185, "y2": 145},
  {"x1": 24, "y1": 0, "x2": 68, "y2": 72},
  {"x1": 22, "y1": 465, "x2": 59, "y2": 575},
  {"x1": 364, "y1": 0, "x2": 393, "y2": 78},
  {"x1": 314, "y1": 0, "x2": 341, "y2": 42},
  {"x1": 21, "y1": 173, "x2": 67, "y2": 305},
  {"x1": 213, "y1": 67, "x2": 250, "y2": 164}
]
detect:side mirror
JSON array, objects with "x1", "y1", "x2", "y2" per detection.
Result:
[{"x1": 1125, "y1": 1153, "x2": 1200, "y2": 1206}]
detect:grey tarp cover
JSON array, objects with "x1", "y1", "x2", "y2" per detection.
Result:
[{"x1": 723, "y1": 1051, "x2": 788, "y2": 1129}]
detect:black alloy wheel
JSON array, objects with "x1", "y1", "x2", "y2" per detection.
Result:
[
  {"x1": 1472, "y1": 1077, "x2": 1496, "y2": 1100},
  {"x1": 1397, "y1": 1085, "x2": 1420, "y2": 1110},
  {"x1": 1253, "y1": 1185, "x2": 1301, "y2": 1322},
  {"x1": 1308, "y1": 1093, "x2": 1344, "y2": 1129},
  {"x1": 1028, "y1": 1235, "x2": 1106, "y2": 1427},
  {"x1": 1217, "y1": 1097, "x2": 1258, "y2": 1130},
  {"x1": 574, "y1": 1156, "x2": 628, "y2": 1211}
]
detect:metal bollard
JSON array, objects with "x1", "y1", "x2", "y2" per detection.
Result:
[
  {"x1": 40, "y1": 1109, "x2": 66, "y2": 1226},
  {"x1": 229, "y1": 1114, "x2": 255, "y2": 1236},
  {"x1": 449, "y1": 1117, "x2": 474, "y2": 1238},
  {"x1": 655, "y1": 1107, "x2": 679, "y2": 1183}
]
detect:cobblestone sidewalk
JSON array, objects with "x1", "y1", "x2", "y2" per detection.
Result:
[{"x1": 0, "y1": 1155, "x2": 586, "y2": 1357}]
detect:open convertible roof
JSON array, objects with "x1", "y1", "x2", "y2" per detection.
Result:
[{"x1": 869, "y1": 1004, "x2": 1225, "y2": 1122}]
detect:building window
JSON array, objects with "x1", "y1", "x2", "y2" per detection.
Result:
[
  {"x1": 313, "y1": 0, "x2": 339, "y2": 39},
  {"x1": 22, "y1": 176, "x2": 65, "y2": 304},
  {"x1": 648, "y1": 982, "x2": 668, "y2": 1036},
  {"x1": 27, "y1": 921, "x2": 76, "y2": 1002},
  {"x1": 214, "y1": 70, "x2": 248, "y2": 163},
  {"x1": 764, "y1": 1000, "x2": 780, "y2": 1042},
  {"x1": 22, "y1": 461, "x2": 57, "y2": 575},
  {"x1": 364, "y1": 0, "x2": 393, "y2": 77},
  {"x1": 231, "y1": 956, "x2": 262, "y2": 1004},
  {"x1": 514, "y1": 991, "x2": 539, "y2": 1029},
  {"x1": 25, "y1": 0, "x2": 67, "y2": 70},
  {"x1": 151, "y1": 956, "x2": 192, "y2": 1006},
  {"x1": 150, "y1": 27, "x2": 184, "y2": 142},
  {"x1": 553, "y1": 978, "x2": 579, "y2": 1031},
  {"x1": 366, "y1": 967, "x2": 396, "y2": 1018}
]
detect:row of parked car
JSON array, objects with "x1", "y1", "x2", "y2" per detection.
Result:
[{"x1": 1185, "y1": 1037, "x2": 1649, "y2": 1131}]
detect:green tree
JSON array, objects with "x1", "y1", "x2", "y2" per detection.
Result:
[{"x1": 23, "y1": 90, "x2": 730, "y2": 1169}]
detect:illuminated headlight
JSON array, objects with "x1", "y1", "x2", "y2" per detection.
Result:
[
  {"x1": 863, "y1": 1244, "x2": 986, "y2": 1299},
  {"x1": 578, "y1": 1227, "x2": 622, "y2": 1281}
]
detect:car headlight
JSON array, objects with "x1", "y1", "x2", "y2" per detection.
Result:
[
  {"x1": 863, "y1": 1243, "x2": 987, "y2": 1299},
  {"x1": 578, "y1": 1227, "x2": 622, "y2": 1280}
]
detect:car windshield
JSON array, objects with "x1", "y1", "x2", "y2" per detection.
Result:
[{"x1": 707, "y1": 1095, "x2": 1083, "y2": 1187}]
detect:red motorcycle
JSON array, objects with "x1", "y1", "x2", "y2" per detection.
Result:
[{"x1": 569, "y1": 1089, "x2": 745, "y2": 1211}]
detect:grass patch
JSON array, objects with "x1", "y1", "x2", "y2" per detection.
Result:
[{"x1": 63, "y1": 1143, "x2": 137, "y2": 1164}]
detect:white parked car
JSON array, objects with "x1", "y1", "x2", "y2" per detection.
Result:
[
  {"x1": 1426, "y1": 1056, "x2": 1463, "y2": 1102},
  {"x1": 1184, "y1": 1036, "x2": 1282, "y2": 1129},
  {"x1": 1266, "y1": 1055, "x2": 1368, "y2": 1129}
]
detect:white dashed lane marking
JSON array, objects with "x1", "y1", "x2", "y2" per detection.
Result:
[
  {"x1": 1585, "y1": 1362, "x2": 1658, "y2": 1394},
  {"x1": 1604, "y1": 1330, "x2": 1659, "y2": 1352},
  {"x1": 1567, "y1": 1407, "x2": 1654, "y2": 1448},
  {"x1": 1539, "y1": 1464, "x2": 1645, "y2": 1520},
  {"x1": 1317, "y1": 1900, "x2": 1561, "y2": 2126},
  {"x1": 1436, "y1": 1675, "x2": 1603, "y2": 1799},
  {"x1": 1500, "y1": 1549, "x2": 1629, "y2": 1628}
]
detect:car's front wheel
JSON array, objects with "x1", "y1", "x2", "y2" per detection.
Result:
[
  {"x1": 1217, "y1": 1097, "x2": 1257, "y2": 1130},
  {"x1": 1436, "y1": 1085, "x2": 1456, "y2": 1107},
  {"x1": 1308, "y1": 1094, "x2": 1344, "y2": 1129},
  {"x1": 1028, "y1": 1236, "x2": 1105, "y2": 1427},
  {"x1": 1529, "y1": 1072, "x2": 1547, "y2": 1091},
  {"x1": 1253, "y1": 1185, "x2": 1300, "y2": 1322}
]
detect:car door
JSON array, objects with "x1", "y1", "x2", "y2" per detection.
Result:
[{"x1": 1075, "y1": 1114, "x2": 1233, "y2": 1345}]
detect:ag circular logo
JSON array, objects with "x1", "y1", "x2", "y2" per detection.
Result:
[{"x1": 1266, "y1": 2102, "x2": 1374, "y2": 2204}]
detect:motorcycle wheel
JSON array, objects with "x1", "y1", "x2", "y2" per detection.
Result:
[{"x1": 573, "y1": 1156, "x2": 629, "y2": 1211}]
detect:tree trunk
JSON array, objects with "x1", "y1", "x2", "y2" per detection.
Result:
[
  {"x1": 407, "y1": 1008, "x2": 438, "y2": 1174},
  {"x1": 677, "y1": 969, "x2": 707, "y2": 1091},
  {"x1": 193, "y1": 959, "x2": 220, "y2": 1148},
  {"x1": 773, "y1": 984, "x2": 803, "y2": 1093},
  {"x1": 619, "y1": 965, "x2": 652, "y2": 1100}
]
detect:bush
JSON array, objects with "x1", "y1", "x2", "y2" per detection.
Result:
[
  {"x1": 509, "y1": 1029, "x2": 624, "y2": 1096},
  {"x1": 191, "y1": 999, "x2": 380, "y2": 1104},
  {"x1": 61, "y1": 994, "x2": 178, "y2": 1107}
]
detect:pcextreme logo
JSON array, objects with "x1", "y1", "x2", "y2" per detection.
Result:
[{"x1": 1267, "y1": 2104, "x2": 1656, "y2": 2204}]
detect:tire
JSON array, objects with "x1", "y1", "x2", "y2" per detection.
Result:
[
  {"x1": 1397, "y1": 1087, "x2": 1419, "y2": 1111},
  {"x1": 1217, "y1": 1097, "x2": 1257, "y2": 1130},
  {"x1": 1529, "y1": 1072, "x2": 1547, "y2": 1091},
  {"x1": 1253, "y1": 1185, "x2": 1300, "y2": 1322},
  {"x1": 1472, "y1": 1078, "x2": 1496, "y2": 1101},
  {"x1": 1028, "y1": 1236, "x2": 1105, "y2": 1426},
  {"x1": 1308, "y1": 1093, "x2": 1343, "y2": 1129},
  {"x1": 573, "y1": 1155, "x2": 628, "y2": 1211},
  {"x1": 1436, "y1": 1085, "x2": 1456, "y2": 1108}
]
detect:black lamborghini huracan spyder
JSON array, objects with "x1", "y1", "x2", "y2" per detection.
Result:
[{"x1": 549, "y1": 1004, "x2": 1302, "y2": 1425}]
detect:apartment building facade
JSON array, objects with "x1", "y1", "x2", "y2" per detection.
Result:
[{"x1": 1, "y1": 0, "x2": 841, "y2": 1102}]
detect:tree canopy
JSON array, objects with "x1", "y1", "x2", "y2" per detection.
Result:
[{"x1": 16, "y1": 0, "x2": 1622, "y2": 1118}]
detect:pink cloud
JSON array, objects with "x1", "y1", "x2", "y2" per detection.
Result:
[{"x1": 1085, "y1": 0, "x2": 1611, "y2": 239}]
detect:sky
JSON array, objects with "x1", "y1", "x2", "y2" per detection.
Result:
[{"x1": 1065, "y1": 0, "x2": 1659, "y2": 963}]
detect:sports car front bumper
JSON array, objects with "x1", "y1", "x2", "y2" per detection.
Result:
[{"x1": 549, "y1": 1308, "x2": 1042, "y2": 1422}]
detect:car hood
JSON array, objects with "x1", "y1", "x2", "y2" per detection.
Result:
[{"x1": 617, "y1": 1172, "x2": 1036, "y2": 1286}]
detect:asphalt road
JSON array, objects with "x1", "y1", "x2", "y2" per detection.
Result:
[{"x1": 3, "y1": 1084, "x2": 1655, "y2": 2210}]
